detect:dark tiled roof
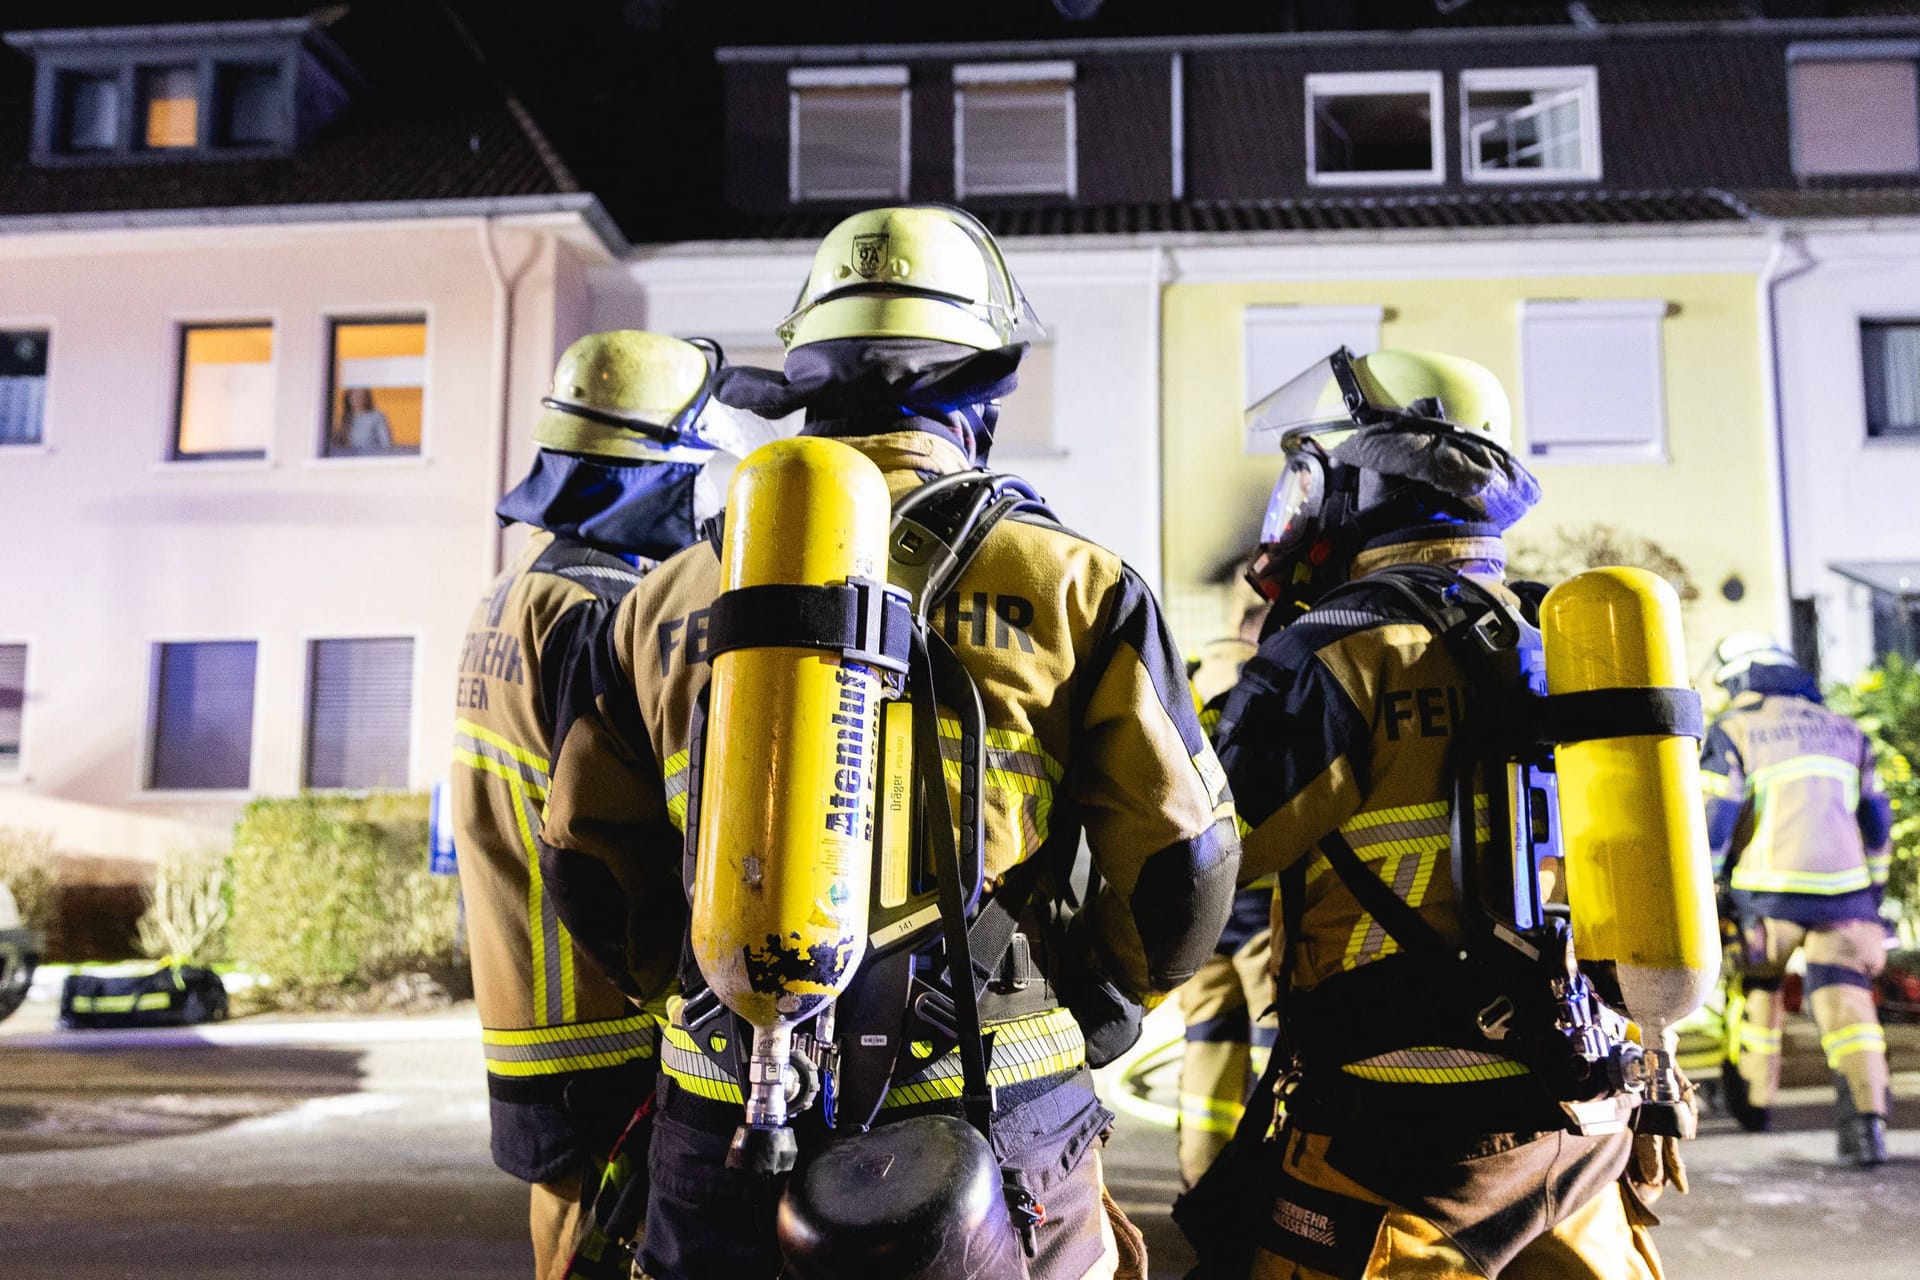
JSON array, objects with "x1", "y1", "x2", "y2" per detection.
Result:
[
  {"x1": 715, "y1": 189, "x2": 1750, "y2": 242},
  {"x1": 0, "y1": 1, "x2": 573, "y2": 222},
  {"x1": 1736, "y1": 187, "x2": 1920, "y2": 219}
]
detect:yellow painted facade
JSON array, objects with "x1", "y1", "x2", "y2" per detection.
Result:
[{"x1": 1159, "y1": 270, "x2": 1782, "y2": 670}]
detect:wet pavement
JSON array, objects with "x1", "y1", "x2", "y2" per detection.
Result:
[{"x1": 1, "y1": 995, "x2": 1916, "y2": 1278}]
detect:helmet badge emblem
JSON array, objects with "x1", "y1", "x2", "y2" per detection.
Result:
[{"x1": 853, "y1": 233, "x2": 889, "y2": 280}]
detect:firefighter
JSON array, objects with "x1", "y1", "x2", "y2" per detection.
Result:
[
  {"x1": 1214, "y1": 348, "x2": 1674, "y2": 1279},
  {"x1": 535, "y1": 204, "x2": 1238, "y2": 1280},
  {"x1": 451, "y1": 329, "x2": 764, "y2": 1280},
  {"x1": 1179, "y1": 613, "x2": 1277, "y2": 1188},
  {"x1": 1702, "y1": 633, "x2": 1896, "y2": 1165}
]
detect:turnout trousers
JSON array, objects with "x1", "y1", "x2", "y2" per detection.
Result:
[
  {"x1": 1733, "y1": 917, "x2": 1889, "y2": 1114},
  {"x1": 1248, "y1": 1126, "x2": 1661, "y2": 1280}
]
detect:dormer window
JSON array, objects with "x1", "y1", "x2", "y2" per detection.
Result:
[
  {"x1": 142, "y1": 66, "x2": 200, "y2": 149},
  {"x1": 8, "y1": 18, "x2": 354, "y2": 165}
]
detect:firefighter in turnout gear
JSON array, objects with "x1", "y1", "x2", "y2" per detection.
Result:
[
  {"x1": 1180, "y1": 622, "x2": 1278, "y2": 1188},
  {"x1": 1702, "y1": 633, "x2": 1897, "y2": 1165},
  {"x1": 452, "y1": 329, "x2": 769, "y2": 1280},
  {"x1": 1212, "y1": 348, "x2": 1675, "y2": 1280},
  {"x1": 536, "y1": 205, "x2": 1239, "y2": 1280}
]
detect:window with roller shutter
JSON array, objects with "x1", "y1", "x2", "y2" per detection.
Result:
[
  {"x1": 304, "y1": 637, "x2": 414, "y2": 791},
  {"x1": 147, "y1": 641, "x2": 257, "y2": 791},
  {"x1": 0, "y1": 645, "x2": 25, "y2": 776}
]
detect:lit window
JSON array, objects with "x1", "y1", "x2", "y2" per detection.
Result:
[
  {"x1": 1305, "y1": 72, "x2": 1443, "y2": 186},
  {"x1": 58, "y1": 71, "x2": 120, "y2": 152},
  {"x1": 789, "y1": 67, "x2": 910, "y2": 202},
  {"x1": 1519, "y1": 299, "x2": 1667, "y2": 462},
  {"x1": 1462, "y1": 67, "x2": 1600, "y2": 182},
  {"x1": 140, "y1": 65, "x2": 199, "y2": 149},
  {"x1": 1862, "y1": 320, "x2": 1920, "y2": 440},
  {"x1": 147, "y1": 640, "x2": 257, "y2": 791},
  {"x1": 0, "y1": 331, "x2": 49, "y2": 446},
  {"x1": 954, "y1": 63, "x2": 1075, "y2": 199},
  {"x1": 305, "y1": 638, "x2": 414, "y2": 790},
  {"x1": 0, "y1": 644, "x2": 24, "y2": 776},
  {"x1": 325, "y1": 319, "x2": 426, "y2": 458},
  {"x1": 217, "y1": 64, "x2": 285, "y2": 147},
  {"x1": 1242, "y1": 305, "x2": 1384, "y2": 454},
  {"x1": 1790, "y1": 52, "x2": 1920, "y2": 177},
  {"x1": 174, "y1": 324, "x2": 274, "y2": 461}
]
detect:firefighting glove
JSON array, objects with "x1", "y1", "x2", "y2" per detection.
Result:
[{"x1": 1629, "y1": 1132, "x2": 1689, "y2": 1206}]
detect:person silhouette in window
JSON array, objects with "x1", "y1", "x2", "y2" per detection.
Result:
[{"x1": 337, "y1": 386, "x2": 392, "y2": 454}]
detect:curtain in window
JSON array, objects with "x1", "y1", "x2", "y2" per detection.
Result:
[{"x1": 1864, "y1": 323, "x2": 1920, "y2": 436}]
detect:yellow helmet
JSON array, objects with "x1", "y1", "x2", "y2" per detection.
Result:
[
  {"x1": 776, "y1": 205, "x2": 1042, "y2": 352},
  {"x1": 1246, "y1": 347, "x2": 1513, "y2": 447},
  {"x1": 533, "y1": 330, "x2": 722, "y2": 462}
]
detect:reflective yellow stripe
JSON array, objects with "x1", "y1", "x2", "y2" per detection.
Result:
[
  {"x1": 1342, "y1": 1045, "x2": 1530, "y2": 1084},
  {"x1": 483, "y1": 1014, "x2": 661, "y2": 1077},
  {"x1": 452, "y1": 729, "x2": 575, "y2": 1027},
  {"x1": 1739, "y1": 1024, "x2": 1782, "y2": 1055},
  {"x1": 1729, "y1": 864, "x2": 1874, "y2": 894},
  {"x1": 69, "y1": 991, "x2": 175, "y2": 1014},
  {"x1": 1235, "y1": 812, "x2": 1252, "y2": 840},
  {"x1": 1179, "y1": 1092, "x2": 1242, "y2": 1134},
  {"x1": 1337, "y1": 799, "x2": 1484, "y2": 970},
  {"x1": 663, "y1": 749, "x2": 691, "y2": 833},
  {"x1": 660, "y1": 1007, "x2": 1085, "y2": 1109},
  {"x1": 934, "y1": 716, "x2": 1063, "y2": 861},
  {"x1": 1701, "y1": 770, "x2": 1733, "y2": 799},
  {"x1": 454, "y1": 718, "x2": 551, "y2": 776},
  {"x1": 1750, "y1": 755, "x2": 1860, "y2": 806},
  {"x1": 1821, "y1": 1022, "x2": 1886, "y2": 1066},
  {"x1": 1199, "y1": 706, "x2": 1222, "y2": 737}
]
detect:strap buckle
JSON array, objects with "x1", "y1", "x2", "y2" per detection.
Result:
[{"x1": 1477, "y1": 995, "x2": 1516, "y2": 1041}]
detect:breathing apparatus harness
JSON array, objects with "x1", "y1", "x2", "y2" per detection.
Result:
[
  {"x1": 1257, "y1": 563, "x2": 1704, "y2": 1138},
  {"x1": 679, "y1": 467, "x2": 1076, "y2": 1252}
]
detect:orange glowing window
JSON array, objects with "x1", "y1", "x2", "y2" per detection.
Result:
[
  {"x1": 326, "y1": 319, "x2": 427, "y2": 457},
  {"x1": 141, "y1": 66, "x2": 199, "y2": 149},
  {"x1": 174, "y1": 324, "x2": 274, "y2": 460}
]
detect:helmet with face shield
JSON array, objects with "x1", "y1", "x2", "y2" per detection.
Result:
[{"x1": 1243, "y1": 347, "x2": 1535, "y2": 610}]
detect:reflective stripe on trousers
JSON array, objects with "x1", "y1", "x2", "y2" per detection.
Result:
[{"x1": 483, "y1": 1013, "x2": 664, "y2": 1078}]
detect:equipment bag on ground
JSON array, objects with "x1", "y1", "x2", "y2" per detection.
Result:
[{"x1": 60, "y1": 963, "x2": 228, "y2": 1029}]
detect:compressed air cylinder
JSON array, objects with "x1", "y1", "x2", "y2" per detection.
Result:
[
  {"x1": 691, "y1": 436, "x2": 893, "y2": 1169},
  {"x1": 1540, "y1": 567, "x2": 1720, "y2": 1036}
]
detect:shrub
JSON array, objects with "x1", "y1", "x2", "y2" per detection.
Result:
[
  {"x1": 227, "y1": 793, "x2": 457, "y2": 999},
  {"x1": 1829, "y1": 655, "x2": 1920, "y2": 941},
  {"x1": 0, "y1": 826, "x2": 59, "y2": 937},
  {"x1": 136, "y1": 846, "x2": 231, "y2": 965}
]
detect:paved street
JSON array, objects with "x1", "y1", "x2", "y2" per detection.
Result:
[{"x1": 1, "y1": 995, "x2": 1916, "y2": 1279}]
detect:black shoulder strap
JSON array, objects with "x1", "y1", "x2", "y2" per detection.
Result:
[{"x1": 1235, "y1": 858, "x2": 1308, "y2": 1146}]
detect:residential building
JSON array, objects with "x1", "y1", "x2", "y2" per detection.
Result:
[{"x1": 0, "y1": 4, "x2": 624, "y2": 868}]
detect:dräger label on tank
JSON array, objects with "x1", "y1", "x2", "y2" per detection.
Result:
[{"x1": 823, "y1": 664, "x2": 878, "y2": 843}]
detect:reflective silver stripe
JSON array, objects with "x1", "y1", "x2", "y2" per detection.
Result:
[
  {"x1": 661, "y1": 1023, "x2": 744, "y2": 1102},
  {"x1": 482, "y1": 1016, "x2": 661, "y2": 1078}
]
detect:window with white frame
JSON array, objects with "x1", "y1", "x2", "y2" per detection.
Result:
[
  {"x1": 954, "y1": 62, "x2": 1075, "y2": 199},
  {"x1": 1306, "y1": 72, "x2": 1443, "y2": 186},
  {"x1": 305, "y1": 637, "x2": 414, "y2": 790},
  {"x1": 172, "y1": 322, "x2": 274, "y2": 461},
  {"x1": 1862, "y1": 319, "x2": 1920, "y2": 440},
  {"x1": 1790, "y1": 48, "x2": 1920, "y2": 177},
  {"x1": 1462, "y1": 67, "x2": 1600, "y2": 182},
  {"x1": 1519, "y1": 299, "x2": 1668, "y2": 461},
  {"x1": 1242, "y1": 305, "x2": 1384, "y2": 454},
  {"x1": 0, "y1": 330, "x2": 49, "y2": 446},
  {"x1": 789, "y1": 66, "x2": 910, "y2": 203},
  {"x1": 147, "y1": 640, "x2": 257, "y2": 791},
  {"x1": 0, "y1": 644, "x2": 25, "y2": 775}
]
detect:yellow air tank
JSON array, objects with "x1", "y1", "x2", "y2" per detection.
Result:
[
  {"x1": 691, "y1": 436, "x2": 894, "y2": 1173},
  {"x1": 1541, "y1": 567, "x2": 1719, "y2": 1131}
]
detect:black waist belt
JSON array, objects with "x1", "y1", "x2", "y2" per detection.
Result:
[{"x1": 1286, "y1": 954, "x2": 1494, "y2": 1068}]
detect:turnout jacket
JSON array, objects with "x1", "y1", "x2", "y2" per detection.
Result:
[
  {"x1": 451, "y1": 530, "x2": 663, "y2": 1184},
  {"x1": 1215, "y1": 527, "x2": 1553, "y2": 1119},
  {"x1": 537, "y1": 429, "x2": 1240, "y2": 1087},
  {"x1": 1702, "y1": 678, "x2": 1893, "y2": 927}
]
